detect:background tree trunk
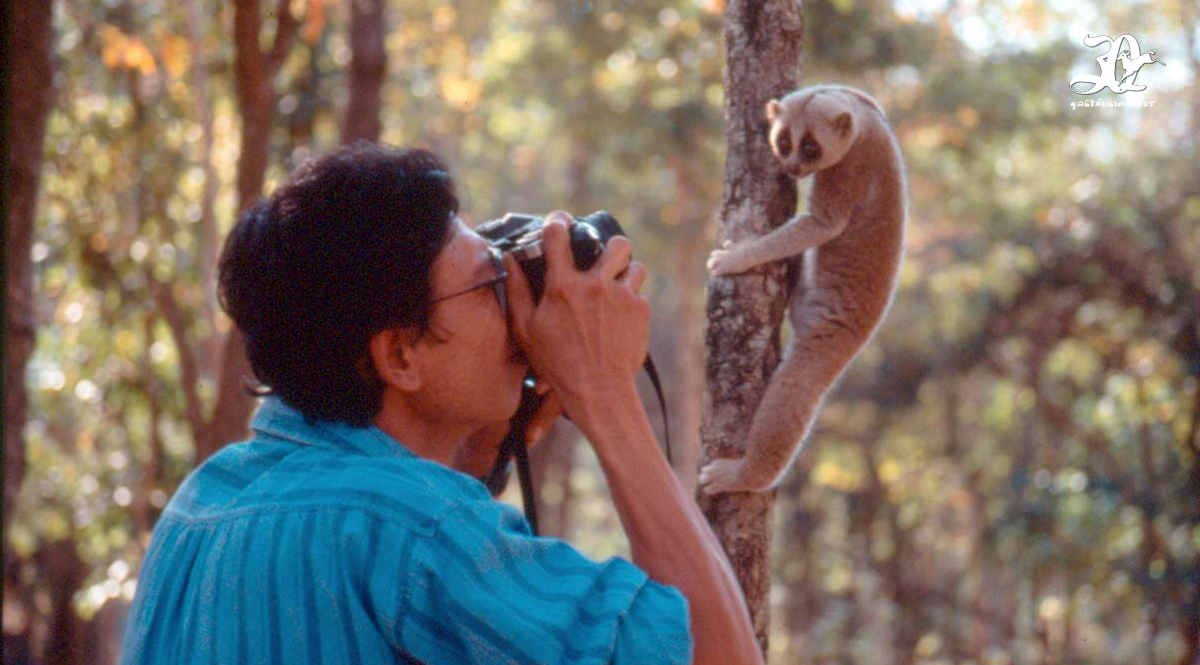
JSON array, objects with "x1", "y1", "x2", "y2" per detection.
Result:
[
  {"x1": 195, "y1": 0, "x2": 299, "y2": 464},
  {"x1": 5, "y1": 3, "x2": 56, "y2": 659},
  {"x1": 698, "y1": 0, "x2": 803, "y2": 653},
  {"x1": 5, "y1": 0, "x2": 55, "y2": 561},
  {"x1": 343, "y1": 0, "x2": 386, "y2": 143}
]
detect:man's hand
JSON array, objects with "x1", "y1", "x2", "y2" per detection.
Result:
[{"x1": 504, "y1": 211, "x2": 650, "y2": 423}]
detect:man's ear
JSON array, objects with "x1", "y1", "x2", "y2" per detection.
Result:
[{"x1": 369, "y1": 328, "x2": 422, "y2": 392}]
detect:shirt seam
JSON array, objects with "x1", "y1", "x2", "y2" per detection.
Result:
[{"x1": 160, "y1": 499, "x2": 461, "y2": 536}]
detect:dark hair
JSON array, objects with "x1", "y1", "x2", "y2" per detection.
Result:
[{"x1": 218, "y1": 143, "x2": 457, "y2": 425}]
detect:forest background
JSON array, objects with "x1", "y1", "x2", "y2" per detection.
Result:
[{"x1": 4, "y1": 0, "x2": 1200, "y2": 663}]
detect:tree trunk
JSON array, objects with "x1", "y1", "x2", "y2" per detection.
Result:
[
  {"x1": 5, "y1": 0, "x2": 55, "y2": 542},
  {"x1": 343, "y1": 0, "x2": 386, "y2": 144},
  {"x1": 5, "y1": 22, "x2": 54, "y2": 657},
  {"x1": 698, "y1": 0, "x2": 803, "y2": 653},
  {"x1": 195, "y1": 0, "x2": 300, "y2": 464}
]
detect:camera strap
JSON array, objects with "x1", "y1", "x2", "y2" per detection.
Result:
[{"x1": 483, "y1": 358, "x2": 671, "y2": 537}]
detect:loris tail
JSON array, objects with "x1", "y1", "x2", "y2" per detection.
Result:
[{"x1": 700, "y1": 84, "x2": 907, "y2": 494}]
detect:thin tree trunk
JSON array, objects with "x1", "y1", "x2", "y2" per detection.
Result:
[
  {"x1": 195, "y1": 0, "x2": 300, "y2": 464},
  {"x1": 698, "y1": 0, "x2": 803, "y2": 652},
  {"x1": 186, "y1": 0, "x2": 221, "y2": 375},
  {"x1": 343, "y1": 0, "x2": 385, "y2": 143},
  {"x1": 233, "y1": 0, "x2": 296, "y2": 212},
  {"x1": 529, "y1": 422, "x2": 577, "y2": 539},
  {"x1": 131, "y1": 315, "x2": 166, "y2": 549},
  {"x1": 529, "y1": 137, "x2": 593, "y2": 538},
  {"x1": 667, "y1": 146, "x2": 710, "y2": 492},
  {"x1": 672, "y1": 233, "x2": 704, "y2": 493},
  {"x1": 5, "y1": 0, "x2": 55, "y2": 541}
]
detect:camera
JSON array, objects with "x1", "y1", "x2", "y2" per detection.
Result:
[{"x1": 475, "y1": 211, "x2": 627, "y2": 301}]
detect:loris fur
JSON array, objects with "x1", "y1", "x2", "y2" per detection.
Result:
[{"x1": 699, "y1": 84, "x2": 907, "y2": 495}]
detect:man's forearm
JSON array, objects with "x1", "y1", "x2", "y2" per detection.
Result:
[{"x1": 568, "y1": 380, "x2": 764, "y2": 665}]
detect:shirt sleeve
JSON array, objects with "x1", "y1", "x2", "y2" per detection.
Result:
[{"x1": 396, "y1": 499, "x2": 692, "y2": 665}]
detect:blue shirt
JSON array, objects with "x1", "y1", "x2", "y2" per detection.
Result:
[{"x1": 121, "y1": 397, "x2": 692, "y2": 664}]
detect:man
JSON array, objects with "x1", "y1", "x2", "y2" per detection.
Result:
[{"x1": 121, "y1": 144, "x2": 762, "y2": 664}]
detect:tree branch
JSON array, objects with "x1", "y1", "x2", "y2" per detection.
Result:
[{"x1": 266, "y1": 0, "x2": 300, "y2": 76}]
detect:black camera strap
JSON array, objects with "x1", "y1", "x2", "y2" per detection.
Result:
[
  {"x1": 483, "y1": 380, "x2": 543, "y2": 533},
  {"x1": 483, "y1": 359, "x2": 671, "y2": 537}
]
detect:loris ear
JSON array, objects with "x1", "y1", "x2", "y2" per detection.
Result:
[
  {"x1": 766, "y1": 100, "x2": 782, "y2": 123},
  {"x1": 369, "y1": 328, "x2": 423, "y2": 392},
  {"x1": 833, "y1": 111, "x2": 853, "y2": 137}
]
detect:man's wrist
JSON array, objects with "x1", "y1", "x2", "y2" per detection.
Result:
[{"x1": 557, "y1": 377, "x2": 641, "y2": 437}]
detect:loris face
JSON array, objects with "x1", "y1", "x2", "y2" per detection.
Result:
[{"x1": 767, "y1": 91, "x2": 859, "y2": 179}]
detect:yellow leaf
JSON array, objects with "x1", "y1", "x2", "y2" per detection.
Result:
[
  {"x1": 99, "y1": 24, "x2": 128, "y2": 70},
  {"x1": 160, "y1": 35, "x2": 190, "y2": 78},
  {"x1": 129, "y1": 39, "x2": 158, "y2": 75},
  {"x1": 441, "y1": 76, "x2": 480, "y2": 110}
]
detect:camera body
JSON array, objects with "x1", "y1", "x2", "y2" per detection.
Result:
[{"x1": 475, "y1": 211, "x2": 627, "y2": 301}]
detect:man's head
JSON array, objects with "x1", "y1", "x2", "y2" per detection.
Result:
[{"x1": 218, "y1": 143, "x2": 460, "y2": 426}]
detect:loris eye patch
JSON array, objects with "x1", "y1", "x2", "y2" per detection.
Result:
[
  {"x1": 775, "y1": 132, "x2": 792, "y2": 157},
  {"x1": 800, "y1": 133, "x2": 821, "y2": 161}
]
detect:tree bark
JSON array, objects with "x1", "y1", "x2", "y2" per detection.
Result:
[
  {"x1": 5, "y1": 0, "x2": 55, "y2": 541},
  {"x1": 343, "y1": 0, "x2": 386, "y2": 144},
  {"x1": 699, "y1": 0, "x2": 803, "y2": 653}
]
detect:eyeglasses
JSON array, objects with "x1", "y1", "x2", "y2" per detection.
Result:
[{"x1": 429, "y1": 246, "x2": 509, "y2": 319}]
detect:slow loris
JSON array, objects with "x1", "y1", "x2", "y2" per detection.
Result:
[{"x1": 699, "y1": 84, "x2": 906, "y2": 494}]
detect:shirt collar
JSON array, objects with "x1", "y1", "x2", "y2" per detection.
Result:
[{"x1": 250, "y1": 396, "x2": 417, "y2": 460}]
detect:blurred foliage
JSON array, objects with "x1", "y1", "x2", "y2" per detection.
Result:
[{"x1": 6, "y1": 0, "x2": 1200, "y2": 663}]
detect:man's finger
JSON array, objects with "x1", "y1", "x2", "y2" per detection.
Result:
[
  {"x1": 504, "y1": 253, "x2": 535, "y2": 341},
  {"x1": 540, "y1": 213, "x2": 574, "y2": 286},
  {"x1": 596, "y1": 236, "x2": 633, "y2": 280},
  {"x1": 623, "y1": 261, "x2": 648, "y2": 293}
]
